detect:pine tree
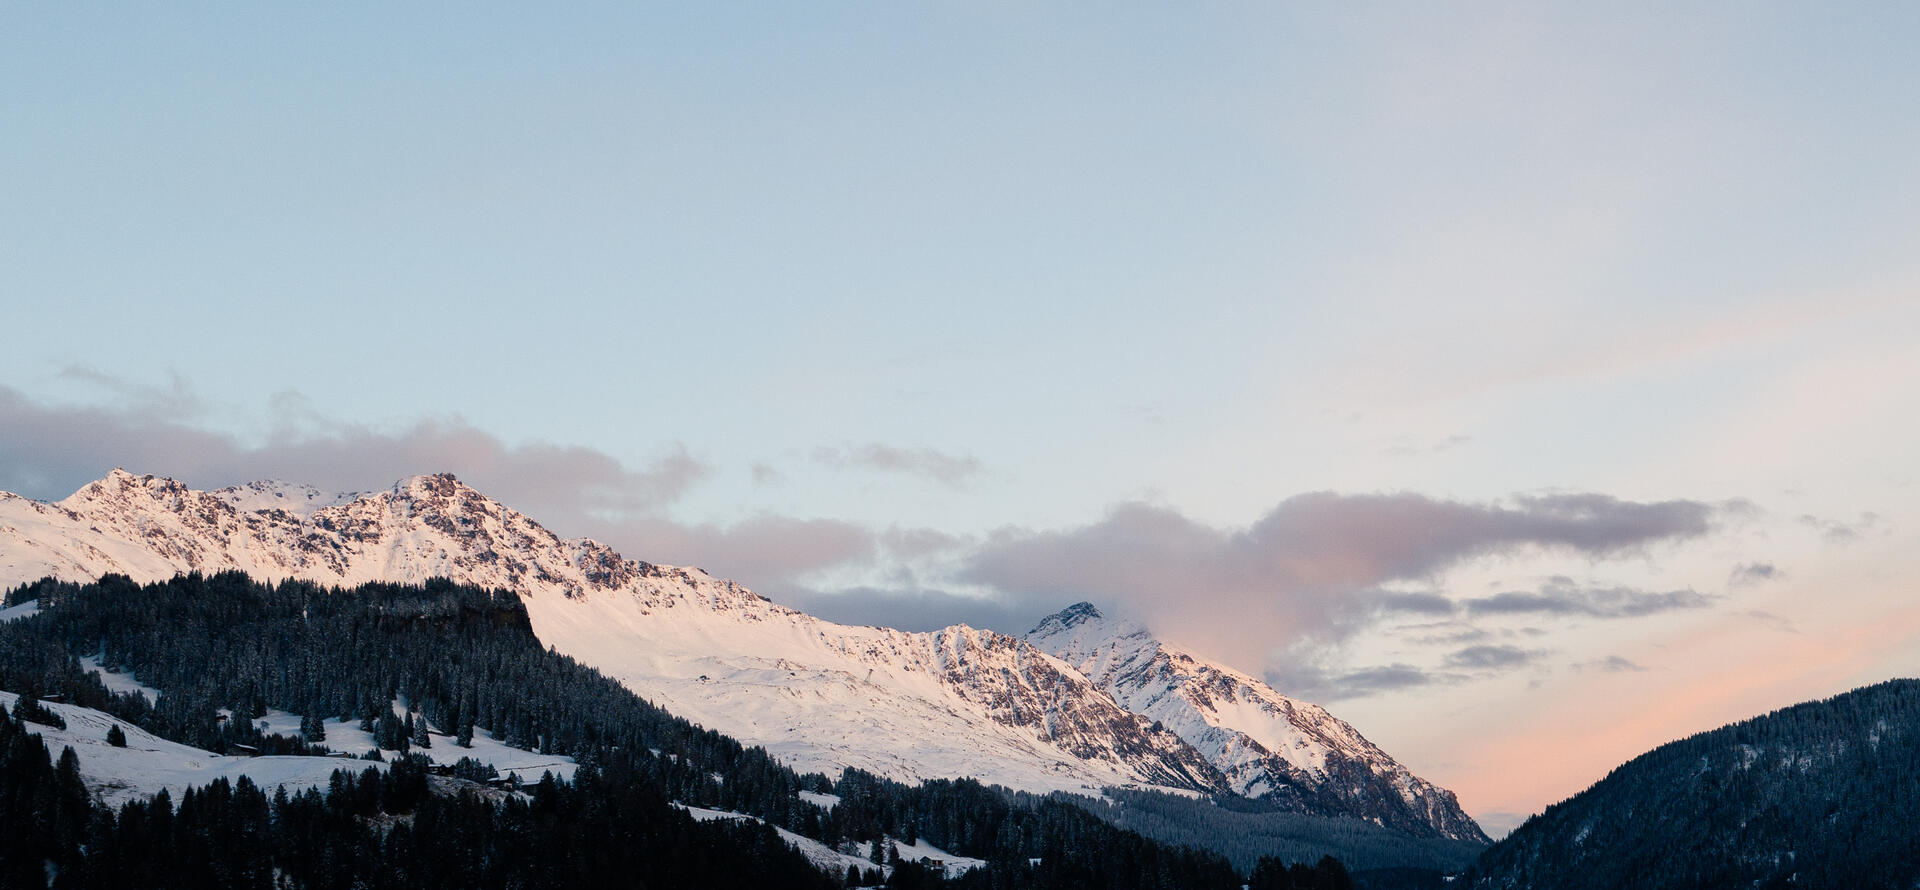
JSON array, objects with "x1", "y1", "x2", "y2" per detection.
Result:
[
  {"x1": 106, "y1": 723, "x2": 128, "y2": 747},
  {"x1": 53, "y1": 746, "x2": 88, "y2": 853},
  {"x1": 302, "y1": 707, "x2": 326, "y2": 743},
  {"x1": 14, "y1": 692, "x2": 64, "y2": 729}
]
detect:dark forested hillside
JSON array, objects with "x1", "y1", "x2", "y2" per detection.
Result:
[
  {"x1": 0, "y1": 701, "x2": 842, "y2": 890},
  {"x1": 1466, "y1": 678, "x2": 1920, "y2": 889},
  {"x1": 0, "y1": 573, "x2": 1276, "y2": 889}
]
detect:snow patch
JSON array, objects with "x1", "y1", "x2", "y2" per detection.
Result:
[
  {"x1": 250, "y1": 708, "x2": 577, "y2": 782},
  {"x1": 79, "y1": 655, "x2": 163, "y2": 702},
  {"x1": 886, "y1": 837, "x2": 989, "y2": 878},
  {"x1": 675, "y1": 803, "x2": 883, "y2": 878},
  {"x1": 798, "y1": 790, "x2": 841, "y2": 810}
]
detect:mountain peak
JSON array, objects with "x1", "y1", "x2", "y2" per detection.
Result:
[
  {"x1": 65, "y1": 468, "x2": 188, "y2": 504},
  {"x1": 1026, "y1": 602, "x2": 1490, "y2": 843},
  {"x1": 1031, "y1": 601, "x2": 1106, "y2": 635},
  {"x1": 393, "y1": 472, "x2": 470, "y2": 496}
]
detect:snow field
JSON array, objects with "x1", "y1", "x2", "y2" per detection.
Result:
[{"x1": 0, "y1": 689, "x2": 381, "y2": 810}]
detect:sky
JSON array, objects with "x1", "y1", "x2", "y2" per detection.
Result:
[{"x1": 4, "y1": 3, "x2": 1918, "y2": 837}]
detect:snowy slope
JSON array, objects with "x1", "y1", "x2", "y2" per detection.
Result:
[
  {"x1": 0, "y1": 689, "x2": 378, "y2": 810},
  {"x1": 246, "y1": 704, "x2": 578, "y2": 783},
  {"x1": 39, "y1": 655, "x2": 575, "y2": 796},
  {"x1": 0, "y1": 470, "x2": 1222, "y2": 797},
  {"x1": 1028, "y1": 603, "x2": 1487, "y2": 842},
  {"x1": 1, "y1": 687, "x2": 573, "y2": 812},
  {"x1": 881, "y1": 837, "x2": 990, "y2": 878},
  {"x1": 675, "y1": 803, "x2": 895, "y2": 878},
  {"x1": 676, "y1": 804, "x2": 986, "y2": 880}
]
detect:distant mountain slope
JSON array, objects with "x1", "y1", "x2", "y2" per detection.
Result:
[
  {"x1": 1466, "y1": 679, "x2": 1920, "y2": 889},
  {"x1": 0, "y1": 470, "x2": 1222, "y2": 796},
  {"x1": 1030, "y1": 603, "x2": 1486, "y2": 843}
]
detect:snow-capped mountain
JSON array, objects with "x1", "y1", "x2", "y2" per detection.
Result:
[
  {"x1": 1029, "y1": 603, "x2": 1488, "y2": 842},
  {"x1": 0, "y1": 470, "x2": 1223, "y2": 796},
  {"x1": 0, "y1": 470, "x2": 1485, "y2": 840}
]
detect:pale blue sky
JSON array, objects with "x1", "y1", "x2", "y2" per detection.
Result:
[{"x1": 5, "y1": 3, "x2": 1919, "y2": 832}]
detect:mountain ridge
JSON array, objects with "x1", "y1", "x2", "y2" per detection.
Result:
[
  {"x1": 0, "y1": 469, "x2": 1223, "y2": 797},
  {"x1": 0, "y1": 469, "x2": 1481, "y2": 841}
]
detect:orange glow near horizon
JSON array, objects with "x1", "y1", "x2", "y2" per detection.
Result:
[{"x1": 1446, "y1": 601, "x2": 1920, "y2": 821}]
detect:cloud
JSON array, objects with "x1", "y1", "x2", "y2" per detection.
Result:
[
  {"x1": 1798, "y1": 512, "x2": 1884, "y2": 545},
  {"x1": 1363, "y1": 589, "x2": 1459, "y2": 615},
  {"x1": 960, "y1": 490, "x2": 1731, "y2": 672},
  {"x1": 1572, "y1": 655, "x2": 1647, "y2": 673},
  {"x1": 1740, "y1": 610, "x2": 1801, "y2": 634},
  {"x1": 880, "y1": 526, "x2": 969, "y2": 559},
  {"x1": 578, "y1": 514, "x2": 880, "y2": 588},
  {"x1": 811, "y1": 443, "x2": 983, "y2": 487},
  {"x1": 0, "y1": 380, "x2": 1760, "y2": 691},
  {"x1": 1383, "y1": 433, "x2": 1472, "y2": 456},
  {"x1": 57, "y1": 366, "x2": 206, "y2": 418},
  {"x1": 778, "y1": 586, "x2": 1047, "y2": 635},
  {"x1": 1266, "y1": 659, "x2": 1463, "y2": 701},
  {"x1": 1403, "y1": 626, "x2": 1494, "y2": 646},
  {"x1": 0, "y1": 383, "x2": 710, "y2": 525},
  {"x1": 569, "y1": 516, "x2": 973, "y2": 598},
  {"x1": 1463, "y1": 578, "x2": 1715, "y2": 619},
  {"x1": 0, "y1": 382, "x2": 974, "y2": 603},
  {"x1": 1443, "y1": 644, "x2": 1547, "y2": 671},
  {"x1": 1727, "y1": 562, "x2": 1782, "y2": 588}
]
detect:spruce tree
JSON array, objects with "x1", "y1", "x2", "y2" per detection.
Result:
[{"x1": 301, "y1": 708, "x2": 326, "y2": 743}]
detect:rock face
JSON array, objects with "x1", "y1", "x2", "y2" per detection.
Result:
[
  {"x1": 1029, "y1": 603, "x2": 1488, "y2": 842},
  {"x1": 0, "y1": 470, "x2": 1224, "y2": 796}
]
